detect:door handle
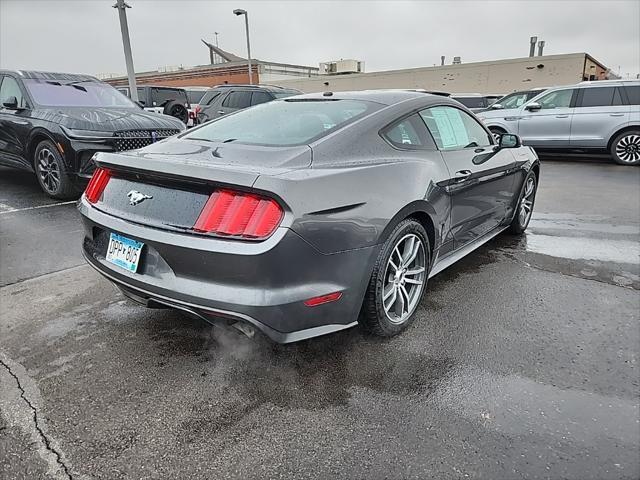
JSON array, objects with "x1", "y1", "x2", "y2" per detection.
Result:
[
  {"x1": 555, "y1": 115, "x2": 569, "y2": 118},
  {"x1": 610, "y1": 113, "x2": 624, "y2": 117},
  {"x1": 454, "y1": 170, "x2": 472, "y2": 182},
  {"x1": 217, "y1": 110, "x2": 225, "y2": 115}
]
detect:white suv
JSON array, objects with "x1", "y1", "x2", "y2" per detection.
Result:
[{"x1": 477, "y1": 80, "x2": 640, "y2": 165}]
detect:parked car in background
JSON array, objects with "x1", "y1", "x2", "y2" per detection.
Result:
[
  {"x1": 0, "y1": 70, "x2": 185, "y2": 198},
  {"x1": 486, "y1": 88, "x2": 547, "y2": 111},
  {"x1": 451, "y1": 93, "x2": 494, "y2": 112},
  {"x1": 197, "y1": 84, "x2": 302, "y2": 123},
  {"x1": 79, "y1": 90, "x2": 539, "y2": 343},
  {"x1": 117, "y1": 85, "x2": 190, "y2": 126},
  {"x1": 183, "y1": 86, "x2": 210, "y2": 127},
  {"x1": 477, "y1": 80, "x2": 640, "y2": 165}
]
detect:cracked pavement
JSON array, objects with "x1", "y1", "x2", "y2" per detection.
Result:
[{"x1": 0, "y1": 159, "x2": 639, "y2": 479}]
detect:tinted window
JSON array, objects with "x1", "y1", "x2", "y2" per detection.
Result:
[
  {"x1": 184, "y1": 99, "x2": 379, "y2": 146},
  {"x1": 383, "y1": 114, "x2": 430, "y2": 148},
  {"x1": 186, "y1": 90, "x2": 207, "y2": 104},
  {"x1": 420, "y1": 106, "x2": 492, "y2": 150},
  {"x1": 535, "y1": 89, "x2": 573, "y2": 109},
  {"x1": 453, "y1": 97, "x2": 487, "y2": 108},
  {"x1": 0, "y1": 76, "x2": 27, "y2": 108},
  {"x1": 222, "y1": 91, "x2": 252, "y2": 109},
  {"x1": 624, "y1": 86, "x2": 640, "y2": 105},
  {"x1": 150, "y1": 88, "x2": 188, "y2": 107},
  {"x1": 201, "y1": 90, "x2": 222, "y2": 105},
  {"x1": 578, "y1": 87, "x2": 623, "y2": 107},
  {"x1": 24, "y1": 79, "x2": 135, "y2": 107},
  {"x1": 251, "y1": 91, "x2": 272, "y2": 106}
]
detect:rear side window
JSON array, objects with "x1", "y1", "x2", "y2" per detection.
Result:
[
  {"x1": 201, "y1": 91, "x2": 222, "y2": 105},
  {"x1": 624, "y1": 86, "x2": 640, "y2": 105},
  {"x1": 222, "y1": 91, "x2": 252, "y2": 109},
  {"x1": 420, "y1": 106, "x2": 492, "y2": 150},
  {"x1": 251, "y1": 91, "x2": 272, "y2": 106},
  {"x1": 578, "y1": 87, "x2": 623, "y2": 107},
  {"x1": 382, "y1": 114, "x2": 431, "y2": 149},
  {"x1": 150, "y1": 88, "x2": 188, "y2": 107}
]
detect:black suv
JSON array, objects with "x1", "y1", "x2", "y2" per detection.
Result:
[
  {"x1": 0, "y1": 70, "x2": 185, "y2": 198},
  {"x1": 116, "y1": 85, "x2": 190, "y2": 125},
  {"x1": 197, "y1": 84, "x2": 301, "y2": 123}
]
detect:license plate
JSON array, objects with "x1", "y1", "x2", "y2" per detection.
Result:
[{"x1": 106, "y1": 233, "x2": 143, "y2": 273}]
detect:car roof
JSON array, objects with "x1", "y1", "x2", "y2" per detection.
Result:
[
  {"x1": 1, "y1": 69, "x2": 99, "y2": 82},
  {"x1": 208, "y1": 84, "x2": 300, "y2": 92},
  {"x1": 288, "y1": 89, "x2": 458, "y2": 107}
]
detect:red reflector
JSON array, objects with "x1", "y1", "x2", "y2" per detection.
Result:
[
  {"x1": 84, "y1": 168, "x2": 111, "y2": 204},
  {"x1": 304, "y1": 292, "x2": 342, "y2": 307},
  {"x1": 193, "y1": 189, "x2": 283, "y2": 239}
]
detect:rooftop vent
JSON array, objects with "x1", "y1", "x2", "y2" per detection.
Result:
[{"x1": 319, "y1": 59, "x2": 364, "y2": 75}]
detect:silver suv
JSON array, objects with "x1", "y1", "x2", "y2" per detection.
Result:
[{"x1": 476, "y1": 80, "x2": 640, "y2": 165}]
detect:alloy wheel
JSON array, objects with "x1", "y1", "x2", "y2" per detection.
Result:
[
  {"x1": 382, "y1": 233, "x2": 427, "y2": 324},
  {"x1": 615, "y1": 134, "x2": 640, "y2": 164},
  {"x1": 518, "y1": 177, "x2": 536, "y2": 226},
  {"x1": 37, "y1": 147, "x2": 61, "y2": 193}
]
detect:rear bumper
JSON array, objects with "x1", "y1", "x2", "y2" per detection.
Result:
[{"x1": 79, "y1": 199, "x2": 378, "y2": 343}]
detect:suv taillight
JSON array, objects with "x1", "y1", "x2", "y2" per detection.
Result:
[
  {"x1": 193, "y1": 189, "x2": 283, "y2": 239},
  {"x1": 84, "y1": 168, "x2": 111, "y2": 204}
]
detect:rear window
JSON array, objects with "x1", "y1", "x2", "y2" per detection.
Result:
[
  {"x1": 186, "y1": 90, "x2": 207, "y2": 105},
  {"x1": 184, "y1": 98, "x2": 380, "y2": 146},
  {"x1": 578, "y1": 87, "x2": 624, "y2": 107},
  {"x1": 149, "y1": 87, "x2": 188, "y2": 107},
  {"x1": 453, "y1": 96, "x2": 487, "y2": 108}
]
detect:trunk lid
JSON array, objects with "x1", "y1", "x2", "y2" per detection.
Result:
[{"x1": 91, "y1": 137, "x2": 310, "y2": 231}]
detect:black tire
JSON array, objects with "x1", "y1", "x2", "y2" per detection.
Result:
[
  {"x1": 610, "y1": 129, "x2": 640, "y2": 166},
  {"x1": 33, "y1": 139, "x2": 78, "y2": 199},
  {"x1": 163, "y1": 101, "x2": 189, "y2": 125},
  {"x1": 489, "y1": 127, "x2": 506, "y2": 143},
  {"x1": 360, "y1": 219, "x2": 430, "y2": 337},
  {"x1": 508, "y1": 170, "x2": 538, "y2": 235}
]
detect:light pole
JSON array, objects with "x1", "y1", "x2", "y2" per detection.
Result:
[
  {"x1": 233, "y1": 9, "x2": 253, "y2": 85},
  {"x1": 113, "y1": 0, "x2": 138, "y2": 102}
]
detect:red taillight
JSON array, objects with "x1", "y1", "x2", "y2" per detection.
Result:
[
  {"x1": 84, "y1": 168, "x2": 111, "y2": 204},
  {"x1": 194, "y1": 189, "x2": 283, "y2": 239},
  {"x1": 195, "y1": 105, "x2": 201, "y2": 114},
  {"x1": 304, "y1": 292, "x2": 342, "y2": 307}
]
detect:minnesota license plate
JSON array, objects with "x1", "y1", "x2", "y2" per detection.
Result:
[{"x1": 106, "y1": 233, "x2": 143, "y2": 272}]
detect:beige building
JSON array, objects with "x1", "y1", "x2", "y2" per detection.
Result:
[{"x1": 276, "y1": 53, "x2": 613, "y2": 95}]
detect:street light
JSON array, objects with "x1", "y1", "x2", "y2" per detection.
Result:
[
  {"x1": 113, "y1": 0, "x2": 138, "y2": 102},
  {"x1": 233, "y1": 8, "x2": 253, "y2": 85}
]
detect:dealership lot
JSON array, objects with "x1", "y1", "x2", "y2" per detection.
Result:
[{"x1": 0, "y1": 158, "x2": 639, "y2": 479}]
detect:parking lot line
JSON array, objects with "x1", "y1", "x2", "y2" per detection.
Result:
[{"x1": 0, "y1": 200, "x2": 77, "y2": 215}]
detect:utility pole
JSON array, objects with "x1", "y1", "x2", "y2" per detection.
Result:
[
  {"x1": 113, "y1": 0, "x2": 138, "y2": 102},
  {"x1": 233, "y1": 9, "x2": 253, "y2": 85}
]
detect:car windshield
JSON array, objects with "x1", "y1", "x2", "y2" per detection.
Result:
[
  {"x1": 453, "y1": 97, "x2": 487, "y2": 108},
  {"x1": 183, "y1": 98, "x2": 380, "y2": 146},
  {"x1": 496, "y1": 92, "x2": 531, "y2": 109},
  {"x1": 24, "y1": 79, "x2": 137, "y2": 108},
  {"x1": 186, "y1": 90, "x2": 207, "y2": 105}
]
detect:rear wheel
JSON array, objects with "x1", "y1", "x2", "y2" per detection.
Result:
[
  {"x1": 508, "y1": 170, "x2": 537, "y2": 234},
  {"x1": 361, "y1": 219, "x2": 429, "y2": 337},
  {"x1": 610, "y1": 130, "x2": 640, "y2": 166},
  {"x1": 33, "y1": 140, "x2": 78, "y2": 199},
  {"x1": 489, "y1": 127, "x2": 506, "y2": 143}
]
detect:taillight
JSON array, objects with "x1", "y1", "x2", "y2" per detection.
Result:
[
  {"x1": 193, "y1": 189, "x2": 283, "y2": 239},
  {"x1": 84, "y1": 168, "x2": 111, "y2": 204},
  {"x1": 195, "y1": 105, "x2": 201, "y2": 114}
]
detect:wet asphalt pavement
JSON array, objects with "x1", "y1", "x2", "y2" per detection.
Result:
[{"x1": 0, "y1": 158, "x2": 639, "y2": 480}]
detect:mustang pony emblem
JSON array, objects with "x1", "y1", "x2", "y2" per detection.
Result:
[{"x1": 127, "y1": 190, "x2": 153, "y2": 206}]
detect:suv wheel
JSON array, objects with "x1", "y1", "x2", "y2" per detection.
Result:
[
  {"x1": 611, "y1": 130, "x2": 640, "y2": 166},
  {"x1": 33, "y1": 140, "x2": 78, "y2": 199},
  {"x1": 508, "y1": 170, "x2": 538, "y2": 234},
  {"x1": 361, "y1": 219, "x2": 430, "y2": 337}
]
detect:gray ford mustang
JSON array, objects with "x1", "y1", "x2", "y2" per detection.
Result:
[{"x1": 79, "y1": 90, "x2": 539, "y2": 343}]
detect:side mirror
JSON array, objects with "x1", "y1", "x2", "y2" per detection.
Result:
[
  {"x1": 498, "y1": 133, "x2": 522, "y2": 148},
  {"x1": 525, "y1": 102, "x2": 541, "y2": 111},
  {"x1": 490, "y1": 103, "x2": 503, "y2": 110},
  {"x1": 2, "y1": 96, "x2": 20, "y2": 110}
]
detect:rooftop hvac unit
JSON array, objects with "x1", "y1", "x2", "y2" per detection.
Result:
[
  {"x1": 452, "y1": 56, "x2": 462, "y2": 64},
  {"x1": 319, "y1": 59, "x2": 364, "y2": 75}
]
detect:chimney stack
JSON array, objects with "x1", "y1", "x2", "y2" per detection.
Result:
[
  {"x1": 440, "y1": 55, "x2": 445, "y2": 66},
  {"x1": 529, "y1": 36, "x2": 538, "y2": 57},
  {"x1": 537, "y1": 40, "x2": 545, "y2": 56}
]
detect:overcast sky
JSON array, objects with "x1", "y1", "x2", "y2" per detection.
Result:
[{"x1": 1, "y1": 0, "x2": 638, "y2": 78}]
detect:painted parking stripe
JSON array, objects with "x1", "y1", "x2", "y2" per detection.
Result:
[{"x1": 0, "y1": 200, "x2": 77, "y2": 215}]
